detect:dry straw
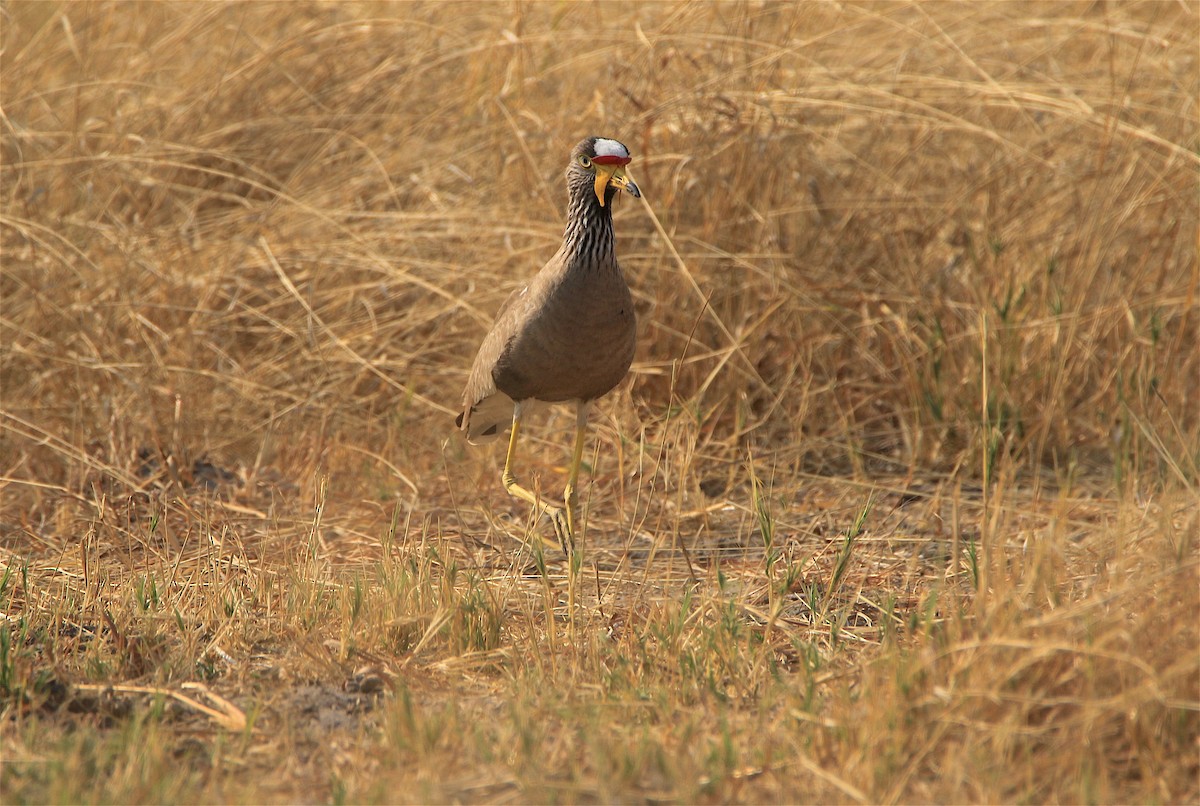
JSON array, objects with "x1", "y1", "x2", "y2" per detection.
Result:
[{"x1": 1, "y1": 2, "x2": 1196, "y2": 803}]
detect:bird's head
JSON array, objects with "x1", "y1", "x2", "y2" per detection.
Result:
[{"x1": 568, "y1": 137, "x2": 641, "y2": 208}]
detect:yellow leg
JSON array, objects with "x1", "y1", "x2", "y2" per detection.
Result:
[
  {"x1": 501, "y1": 403, "x2": 571, "y2": 551},
  {"x1": 561, "y1": 401, "x2": 591, "y2": 544}
]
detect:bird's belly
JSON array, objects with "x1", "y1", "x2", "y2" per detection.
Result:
[{"x1": 495, "y1": 297, "x2": 635, "y2": 403}]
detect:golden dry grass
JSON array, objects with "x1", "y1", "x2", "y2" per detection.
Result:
[{"x1": 2, "y1": 1, "x2": 1197, "y2": 803}]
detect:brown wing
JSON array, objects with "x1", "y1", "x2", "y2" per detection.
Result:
[{"x1": 457, "y1": 286, "x2": 527, "y2": 443}]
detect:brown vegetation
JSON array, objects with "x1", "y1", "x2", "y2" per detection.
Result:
[{"x1": 2, "y1": 1, "x2": 1197, "y2": 802}]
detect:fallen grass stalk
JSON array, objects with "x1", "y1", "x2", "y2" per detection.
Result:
[{"x1": 71, "y1": 682, "x2": 247, "y2": 731}]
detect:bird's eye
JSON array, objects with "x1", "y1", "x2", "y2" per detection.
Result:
[{"x1": 577, "y1": 155, "x2": 592, "y2": 168}]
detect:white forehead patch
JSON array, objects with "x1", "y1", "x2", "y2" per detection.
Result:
[{"x1": 593, "y1": 138, "x2": 630, "y2": 159}]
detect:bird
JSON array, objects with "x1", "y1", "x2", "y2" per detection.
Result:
[{"x1": 456, "y1": 136, "x2": 641, "y2": 552}]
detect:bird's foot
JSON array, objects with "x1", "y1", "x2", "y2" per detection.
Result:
[{"x1": 549, "y1": 506, "x2": 575, "y2": 556}]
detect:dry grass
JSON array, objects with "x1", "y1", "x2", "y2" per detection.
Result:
[{"x1": 2, "y1": 1, "x2": 1197, "y2": 802}]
